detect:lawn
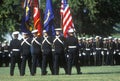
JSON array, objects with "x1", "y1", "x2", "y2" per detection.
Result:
[{"x1": 0, "y1": 66, "x2": 120, "y2": 81}]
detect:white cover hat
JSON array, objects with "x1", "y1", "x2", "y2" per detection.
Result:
[
  {"x1": 12, "y1": 31, "x2": 19, "y2": 35},
  {"x1": 68, "y1": 28, "x2": 74, "y2": 33},
  {"x1": 22, "y1": 32, "x2": 28, "y2": 35},
  {"x1": 108, "y1": 36, "x2": 112, "y2": 39},
  {"x1": 32, "y1": 30, "x2": 38, "y2": 33},
  {"x1": 55, "y1": 28, "x2": 62, "y2": 31},
  {"x1": 43, "y1": 30, "x2": 47, "y2": 33}
]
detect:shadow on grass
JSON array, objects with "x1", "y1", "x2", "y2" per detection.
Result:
[
  {"x1": 69, "y1": 71, "x2": 120, "y2": 75},
  {"x1": 84, "y1": 71, "x2": 120, "y2": 75},
  {"x1": 46, "y1": 71, "x2": 120, "y2": 75}
]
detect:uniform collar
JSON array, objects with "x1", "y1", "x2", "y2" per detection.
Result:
[
  {"x1": 43, "y1": 36, "x2": 48, "y2": 38},
  {"x1": 56, "y1": 35, "x2": 60, "y2": 37}
]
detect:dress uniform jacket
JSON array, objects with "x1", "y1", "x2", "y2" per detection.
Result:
[
  {"x1": 41, "y1": 36, "x2": 54, "y2": 75},
  {"x1": 84, "y1": 42, "x2": 91, "y2": 66},
  {"x1": 0, "y1": 45, "x2": 3, "y2": 67},
  {"x1": 102, "y1": 41, "x2": 108, "y2": 65},
  {"x1": 3, "y1": 44, "x2": 10, "y2": 67},
  {"x1": 20, "y1": 37, "x2": 32, "y2": 76},
  {"x1": 78, "y1": 41, "x2": 85, "y2": 66},
  {"x1": 107, "y1": 41, "x2": 115, "y2": 65},
  {"x1": 94, "y1": 40, "x2": 103, "y2": 66},
  {"x1": 53, "y1": 35, "x2": 67, "y2": 75},
  {"x1": 65, "y1": 36, "x2": 81, "y2": 75},
  {"x1": 10, "y1": 39, "x2": 21, "y2": 76},
  {"x1": 31, "y1": 36, "x2": 42, "y2": 75}
]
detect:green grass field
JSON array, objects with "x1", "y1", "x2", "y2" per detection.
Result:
[{"x1": 0, "y1": 66, "x2": 120, "y2": 81}]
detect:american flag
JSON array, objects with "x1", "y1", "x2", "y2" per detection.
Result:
[{"x1": 60, "y1": 0, "x2": 75, "y2": 37}]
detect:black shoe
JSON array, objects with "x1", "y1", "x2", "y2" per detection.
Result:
[
  {"x1": 77, "y1": 72, "x2": 82, "y2": 74},
  {"x1": 31, "y1": 74, "x2": 35, "y2": 76},
  {"x1": 20, "y1": 74, "x2": 25, "y2": 76},
  {"x1": 41, "y1": 71, "x2": 47, "y2": 75},
  {"x1": 10, "y1": 74, "x2": 14, "y2": 76}
]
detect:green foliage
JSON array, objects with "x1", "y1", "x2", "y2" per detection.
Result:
[
  {"x1": 0, "y1": 0, "x2": 23, "y2": 41},
  {"x1": 67, "y1": 0, "x2": 120, "y2": 36},
  {"x1": 0, "y1": 0, "x2": 120, "y2": 41}
]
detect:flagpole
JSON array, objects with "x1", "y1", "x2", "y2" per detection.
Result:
[{"x1": 38, "y1": 0, "x2": 41, "y2": 8}]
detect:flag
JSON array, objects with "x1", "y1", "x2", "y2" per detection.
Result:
[
  {"x1": 33, "y1": 0, "x2": 42, "y2": 36},
  {"x1": 20, "y1": 14, "x2": 31, "y2": 34},
  {"x1": 20, "y1": 0, "x2": 32, "y2": 34},
  {"x1": 44, "y1": 0, "x2": 55, "y2": 36},
  {"x1": 24, "y1": 0, "x2": 32, "y2": 22},
  {"x1": 60, "y1": 0, "x2": 75, "y2": 37}
]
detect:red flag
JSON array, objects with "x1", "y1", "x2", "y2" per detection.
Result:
[
  {"x1": 33, "y1": 0, "x2": 42, "y2": 36},
  {"x1": 60, "y1": 0, "x2": 75, "y2": 37}
]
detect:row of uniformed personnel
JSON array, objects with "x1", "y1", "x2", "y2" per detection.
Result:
[
  {"x1": 9, "y1": 28, "x2": 120, "y2": 76},
  {"x1": 10, "y1": 28, "x2": 82, "y2": 76},
  {"x1": 0, "y1": 41, "x2": 10, "y2": 67},
  {"x1": 78, "y1": 36, "x2": 120, "y2": 66}
]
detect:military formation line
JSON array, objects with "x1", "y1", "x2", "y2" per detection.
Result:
[{"x1": 0, "y1": 28, "x2": 120, "y2": 76}]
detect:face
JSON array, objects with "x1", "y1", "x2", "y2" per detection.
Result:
[
  {"x1": 96, "y1": 38, "x2": 99, "y2": 41},
  {"x1": 118, "y1": 40, "x2": 120, "y2": 43},
  {"x1": 14, "y1": 34, "x2": 18, "y2": 39},
  {"x1": 89, "y1": 39, "x2": 93, "y2": 43},
  {"x1": 23, "y1": 34, "x2": 29, "y2": 38},
  {"x1": 56, "y1": 31, "x2": 60, "y2": 35},
  {"x1": 109, "y1": 39, "x2": 112, "y2": 42},
  {"x1": 78, "y1": 40, "x2": 81, "y2": 43},
  {"x1": 69, "y1": 32, "x2": 73, "y2": 36},
  {"x1": 86, "y1": 40, "x2": 89, "y2": 43},
  {"x1": 43, "y1": 32, "x2": 48, "y2": 36},
  {"x1": 103, "y1": 40, "x2": 107, "y2": 43},
  {"x1": 33, "y1": 33, "x2": 37, "y2": 37},
  {"x1": 115, "y1": 39, "x2": 118, "y2": 43}
]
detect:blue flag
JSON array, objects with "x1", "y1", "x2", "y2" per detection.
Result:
[
  {"x1": 44, "y1": 0, "x2": 55, "y2": 36},
  {"x1": 25, "y1": 0, "x2": 31, "y2": 22},
  {"x1": 20, "y1": 14, "x2": 31, "y2": 34}
]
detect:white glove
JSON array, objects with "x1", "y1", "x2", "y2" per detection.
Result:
[
  {"x1": 118, "y1": 53, "x2": 120, "y2": 55},
  {"x1": 8, "y1": 54, "x2": 11, "y2": 57},
  {"x1": 67, "y1": 55, "x2": 69, "y2": 58},
  {"x1": 90, "y1": 53, "x2": 92, "y2": 55},
  {"x1": 107, "y1": 52, "x2": 109, "y2": 55},
  {"x1": 113, "y1": 51, "x2": 116, "y2": 54},
  {"x1": 79, "y1": 54, "x2": 81, "y2": 57},
  {"x1": 82, "y1": 52, "x2": 86, "y2": 56},
  {"x1": 101, "y1": 51, "x2": 104, "y2": 55},
  {"x1": 21, "y1": 56, "x2": 23, "y2": 59},
  {"x1": 93, "y1": 52, "x2": 96, "y2": 55}
]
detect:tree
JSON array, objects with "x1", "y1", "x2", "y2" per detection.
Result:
[
  {"x1": 0, "y1": 0, "x2": 120, "y2": 41},
  {"x1": 68, "y1": 0, "x2": 120, "y2": 36},
  {"x1": 0, "y1": 0, "x2": 23, "y2": 41}
]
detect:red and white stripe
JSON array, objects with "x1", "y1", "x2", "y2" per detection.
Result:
[
  {"x1": 60, "y1": 0, "x2": 64, "y2": 17},
  {"x1": 60, "y1": 0, "x2": 74, "y2": 37}
]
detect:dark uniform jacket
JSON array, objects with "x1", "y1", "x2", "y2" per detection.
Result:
[
  {"x1": 10, "y1": 39, "x2": 21, "y2": 56},
  {"x1": 53, "y1": 35, "x2": 64, "y2": 53},
  {"x1": 21, "y1": 37, "x2": 31, "y2": 55},
  {"x1": 65, "y1": 36, "x2": 79, "y2": 53},
  {"x1": 93, "y1": 40, "x2": 103, "y2": 50},
  {"x1": 41, "y1": 36, "x2": 52, "y2": 54},
  {"x1": 31, "y1": 37, "x2": 42, "y2": 54},
  {"x1": 108, "y1": 41, "x2": 115, "y2": 51},
  {"x1": 0, "y1": 46, "x2": 3, "y2": 56}
]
